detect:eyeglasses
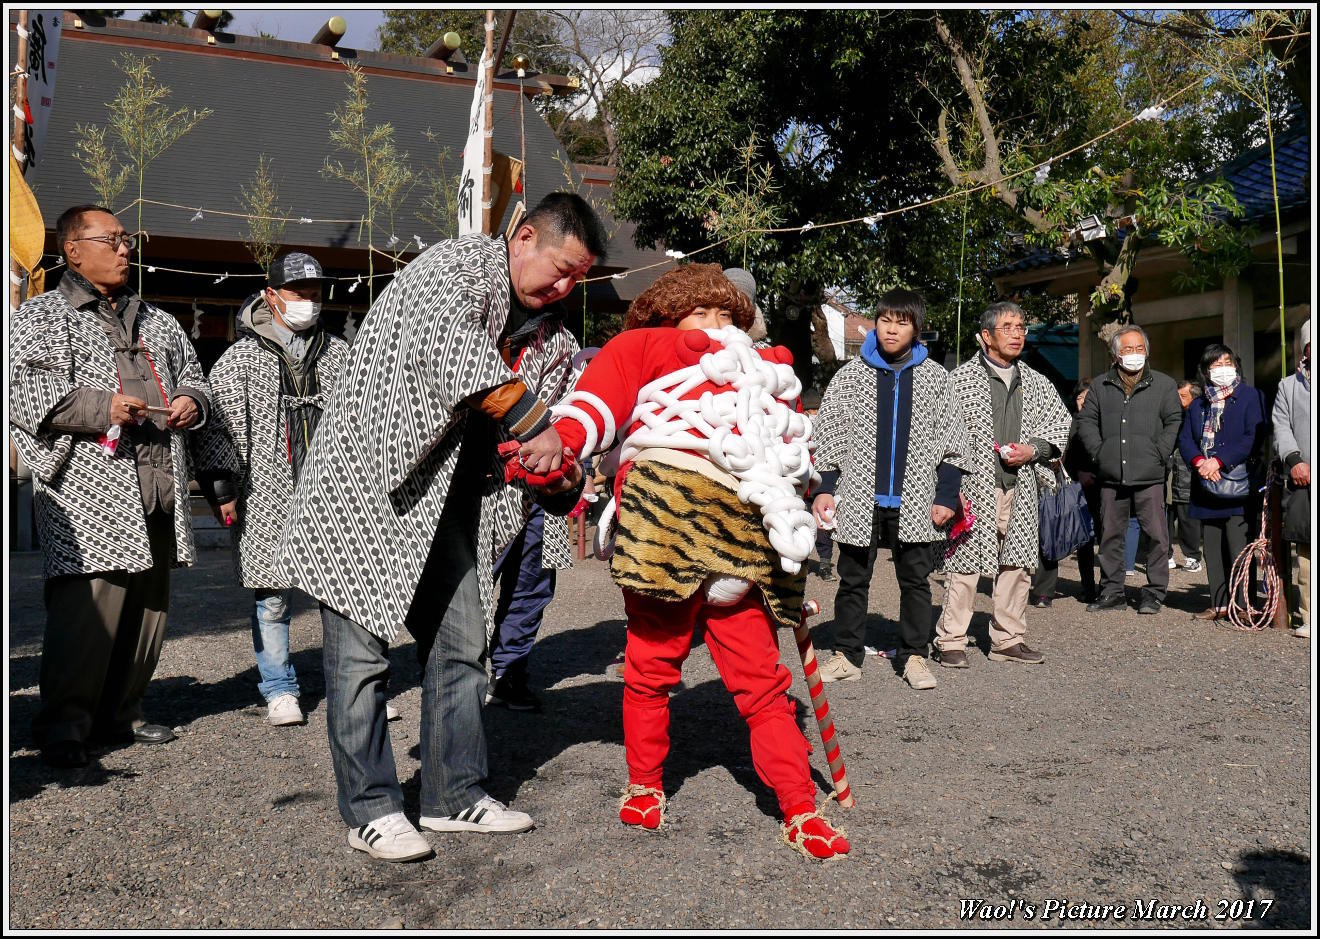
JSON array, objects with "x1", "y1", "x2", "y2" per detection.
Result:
[
  {"x1": 994, "y1": 324, "x2": 1027, "y2": 335},
  {"x1": 74, "y1": 232, "x2": 137, "y2": 250}
]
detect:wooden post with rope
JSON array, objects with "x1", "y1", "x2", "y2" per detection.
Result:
[
  {"x1": 1268, "y1": 477, "x2": 1291, "y2": 629},
  {"x1": 9, "y1": 9, "x2": 31, "y2": 313}
]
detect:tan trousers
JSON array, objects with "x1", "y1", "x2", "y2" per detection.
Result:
[
  {"x1": 1297, "y1": 541, "x2": 1311, "y2": 628},
  {"x1": 937, "y1": 487, "x2": 1031, "y2": 653},
  {"x1": 33, "y1": 511, "x2": 175, "y2": 745}
]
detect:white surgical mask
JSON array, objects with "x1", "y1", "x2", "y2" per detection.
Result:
[
  {"x1": 1118, "y1": 353, "x2": 1146, "y2": 373},
  {"x1": 1209, "y1": 366, "x2": 1237, "y2": 388},
  {"x1": 280, "y1": 299, "x2": 321, "y2": 331}
]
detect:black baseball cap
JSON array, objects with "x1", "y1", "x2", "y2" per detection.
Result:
[{"x1": 268, "y1": 252, "x2": 327, "y2": 288}]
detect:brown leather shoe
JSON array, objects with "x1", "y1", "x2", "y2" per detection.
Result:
[
  {"x1": 988, "y1": 642, "x2": 1045, "y2": 665},
  {"x1": 936, "y1": 648, "x2": 969, "y2": 669},
  {"x1": 1192, "y1": 607, "x2": 1227, "y2": 621}
]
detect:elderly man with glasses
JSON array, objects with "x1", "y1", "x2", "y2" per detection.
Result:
[
  {"x1": 935, "y1": 301, "x2": 1070, "y2": 668},
  {"x1": 1076, "y1": 324, "x2": 1183, "y2": 615},
  {"x1": 10, "y1": 204, "x2": 212, "y2": 768}
]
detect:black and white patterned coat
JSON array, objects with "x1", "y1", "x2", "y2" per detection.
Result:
[
  {"x1": 9, "y1": 288, "x2": 211, "y2": 578},
  {"x1": 276, "y1": 235, "x2": 538, "y2": 643},
  {"x1": 192, "y1": 331, "x2": 349, "y2": 589},
  {"x1": 814, "y1": 356, "x2": 972, "y2": 547},
  {"x1": 481, "y1": 323, "x2": 581, "y2": 576},
  {"x1": 473, "y1": 322, "x2": 581, "y2": 639},
  {"x1": 945, "y1": 357, "x2": 1071, "y2": 575}
]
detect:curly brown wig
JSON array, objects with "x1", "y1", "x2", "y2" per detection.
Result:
[{"x1": 623, "y1": 263, "x2": 755, "y2": 330}]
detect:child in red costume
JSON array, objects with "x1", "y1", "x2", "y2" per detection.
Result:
[{"x1": 551, "y1": 264, "x2": 850, "y2": 860}]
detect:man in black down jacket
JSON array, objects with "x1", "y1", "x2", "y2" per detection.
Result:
[{"x1": 1076, "y1": 325, "x2": 1183, "y2": 614}]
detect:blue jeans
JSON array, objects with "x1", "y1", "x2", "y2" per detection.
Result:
[
  {"x1": 490, "y1": 506, "x2": 556, "y2": 678},
  {"x1": 320, "y1": 480, "x2": 490, "y2": 826},
  {"x1": 252, "y1": 588, "x2": 299, "y2": 701},
  {"x1": 1123, "y1": 516, "x2": 1141, "y2": 572}
]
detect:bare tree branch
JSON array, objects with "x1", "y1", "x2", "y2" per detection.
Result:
[
  {"x1": 540, "y1": 10, "x2": 668, "y2": 165},
  {"x1": 932, "y1": 14, "x2": 1050, "y2": 232}
]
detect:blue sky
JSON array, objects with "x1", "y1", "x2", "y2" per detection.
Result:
[{"x1": 121, "y1": 9, "x2": 388, "y2": 49}]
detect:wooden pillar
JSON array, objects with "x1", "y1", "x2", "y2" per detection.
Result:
[
  {"x1": 1269, "y1": 481, "x2": 1291, "y2": 628},
  {"x1": 1222, "y1": 275, "x2": 1256, "y2": 385}
]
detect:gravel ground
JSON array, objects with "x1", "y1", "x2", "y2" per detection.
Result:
[{"x1": 7, "y1": 546, "x2": 1313, "y2": 930}]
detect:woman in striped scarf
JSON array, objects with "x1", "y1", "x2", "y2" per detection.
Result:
[{"x1": 1177, "y1": 344, "x2": 1268, "y2": 619}]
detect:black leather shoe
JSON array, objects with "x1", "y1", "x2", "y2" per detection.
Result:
[
  {"x1": 1137, "y1": 598, "x2": 1162, "y2": 615},
  {"x1": 1030, "y1": 594, "x2": 1052, "y2": 608},
  {"x1": 42, "y1": 740, "x2": 89, "y2": 768},
  {"x1": 1086, "y1": 594, "x2": 1127, "y2": 612},
  {"x1": 132, "y1": 723, "x2": 176, "y2": 745}
]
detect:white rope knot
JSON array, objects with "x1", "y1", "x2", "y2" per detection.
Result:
[{"x1": 556, "y1": 326, "x2": 818, "y2": 574}]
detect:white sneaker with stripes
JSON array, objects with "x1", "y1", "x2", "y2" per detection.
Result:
[
  {"x1": 420, "y1": 794, "x2": 533, "y2": 833},
  {"x1": 348, "y1": 812, "x2": 433, "y2": 862}
]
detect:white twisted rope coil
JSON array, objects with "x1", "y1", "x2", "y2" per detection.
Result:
[{"x1": 553, "y1": 327, "x2": 819, "y2": 574}]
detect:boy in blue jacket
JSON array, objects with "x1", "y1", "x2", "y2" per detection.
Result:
[{"x1": 812, "y1": 289, "x2": 970, "y2": 689}]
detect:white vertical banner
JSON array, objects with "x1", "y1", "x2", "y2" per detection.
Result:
[
  {"x1": 457, "y1": 51, "x2": 492, "y2": 237},
  {"x1": 20, "y1": 9, "x2": 62, "y2": 178}
]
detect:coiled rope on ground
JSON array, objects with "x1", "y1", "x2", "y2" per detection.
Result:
[{"x1": 1224, "y1": 463, "x2": 1285, "y2": 631}]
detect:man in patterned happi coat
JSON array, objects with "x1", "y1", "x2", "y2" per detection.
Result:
[
  {"x1": 812, "y1": 288, "x2": 971, "y2": 691},
  {"x1": 10, "y1": 205, "x2": 212, "y2": 769},
  {"x1": 193, "y1": 252, "x2": 348, "y2": 728},
  {"x1": 276, "y1": 193, "x2": 605, "y2": 863},
  {"x1": 935, "y1": 301, "x2": 1071, "y2": 668}
]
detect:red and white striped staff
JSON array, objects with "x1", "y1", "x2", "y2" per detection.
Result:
[{"x1": 792, "y1": 599, "x2": 855, "y2": 808}]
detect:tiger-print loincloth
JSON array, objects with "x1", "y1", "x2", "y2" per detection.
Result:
[{"x1": 611, "y1": 459, "x2": 805, "y2": 630}]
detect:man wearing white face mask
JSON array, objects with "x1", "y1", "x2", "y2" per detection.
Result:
[
  {"x1": 193, "y1": 252, "x2": 349, "y2": 727},
  {"x1": 1077, "y1": 324, "x2": 1184, "y2": 615}
]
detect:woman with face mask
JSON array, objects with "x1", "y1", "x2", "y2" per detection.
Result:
[{"x1": 1176, "y1": 344, "x2": 1268, "y2": 620}]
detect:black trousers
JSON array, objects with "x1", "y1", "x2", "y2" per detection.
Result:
[
  {"x1": 1169, "y1": 501, "x2": 1203, "y2": 562},
  {"x1": 831, "y1": 506, "x2": 935, "y2": 670},
  {"x1": 1031, "y1": 540, "x2": 1097, "y2": 600},
  {"x1": 1202, "y1": 515, "x2": 1249, "y2": 610},
  {"x1": 1098, "y1": 484, "x2": 1170, "y2": 603}
]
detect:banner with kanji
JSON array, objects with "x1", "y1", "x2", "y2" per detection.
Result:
[
  {"x1": 19, "y1": 9, "x2": 62, "y2": 177},
  {"x1": 457, "y1": 51, "x2": 492, "y2": 237}
]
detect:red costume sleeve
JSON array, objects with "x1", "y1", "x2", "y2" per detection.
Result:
[{"x1": 553, "y1": 329, "x2": 670, "y2": 456}]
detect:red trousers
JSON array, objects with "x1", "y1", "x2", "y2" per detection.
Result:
[{"x1": 621, "y1": 587, "x2": 816, "y2": 817}]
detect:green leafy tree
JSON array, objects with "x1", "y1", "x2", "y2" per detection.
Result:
[
  {"x1": 71, "y1": 52, "x2": 212, "y2": 293},
  {"x1": 238, "y1": 155, "x2": 288, "y2": 271},
  {"x1": 321, "y1": 61, "x2": 416, "y2": 304},
  {"x1": 929, "y1": 11, "x2": 1296, "y2": 326},
  {"x1": 1114, "y1": 9, "x2": 1309, "y2": 373},
  {"x1": 610, "y1": 10, "x2": 958, "y2": 384}
]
